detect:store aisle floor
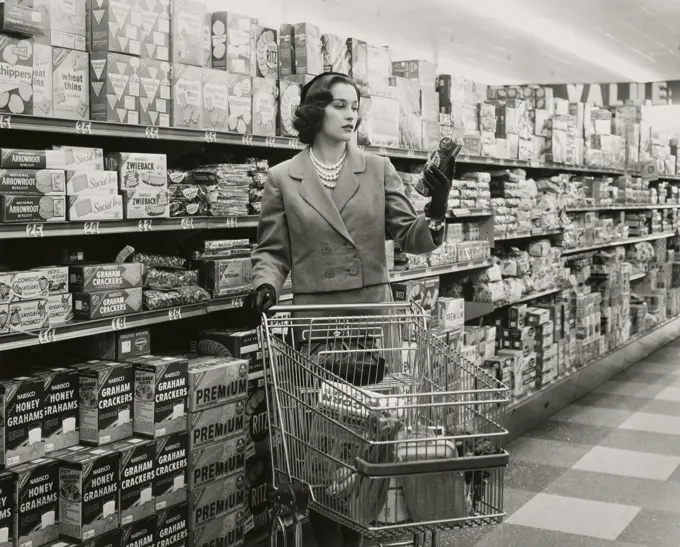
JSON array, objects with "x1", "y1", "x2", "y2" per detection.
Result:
[{"x1": 441, "y1": 336, "x2": 680, "y2": 547}]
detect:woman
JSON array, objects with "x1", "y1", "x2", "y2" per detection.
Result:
[{"x1": 244, "y1": 72, "x2": 455, "y2": 546}]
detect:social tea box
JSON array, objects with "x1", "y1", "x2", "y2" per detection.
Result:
[
  {"x1": 68, "y1": 195, "x2": 124, "y2": 221},
  {"x1": 188, "y1": 474, "x2": 245, "y2": 530},
  {"x1": 185, "y1": 356, "x2": 249, "y2": 412},
  {"x1": 0, "y1": 35, "x2": 34, "y2": 116},
  {"x1": 52, "y1": 47, "x2": 88, "y2": 121},
  {"x1": 188, "y1": 400, "x2": 246, "y2": 451},
  {"x1": 112, "y1": 438, "x2": 155, "y2": 525},
  {"x1": 139, "y1": 58, "x2": 171, "y2": 127},
  {"x1": 36, "y1": 368, "x2": 79, "y2": 453},
  {"x1": 12, "y1": 457, "x2": 59, "y2": 547},
  {"x1": 58, "y1": 447, "x2": 120, "y2": 540},
  {"x1": 89, "y1": 52, "x2": 140, "y2": 125},
  {"x1": 129, "y1": 355, "x2": 188, "y2": 439},
  {"x1": 76, "y1": 360, "x2": 134, "y2": 446},
  {"x1": 56, "y1": 146, "x2": 105, "y2": 171},
  {"x1": 201, "y1": 69, "x2": 229, "y2": 131},
  {"x1": 187, "y1": 435, "x2": 245, "y2": 491},
  {"x1": 153, "y1": 431, "x2": 188, "y2": 511},
  {"x1": 0, "y1": 376, "x2": 46, "y2": 467},
  {"x1": 66, "y1": 171, "x2": 118, "y2": 196},
  {"x1": 155, "y1": 501, "x2": 188, "y2": 547},
  {"x1": 90, "y1": 0, "x2": 142, "y2": 56},
  {"x1": 70, "y1": 264, "x2": 143, "y2": 292}
]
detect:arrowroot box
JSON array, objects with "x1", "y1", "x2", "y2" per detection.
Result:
[
  {"x1": 154, "y1": 431, "x2": 188, "y2": 511},
  {"x1": 112, "y1": 438, "x2": 155, "y2": 526},
  {"x1": 0, "y1": 376, "x2": 46, "y2": 467},
  {"x1": 12, "y1": 457, "x2": 59, "y2": 547}
]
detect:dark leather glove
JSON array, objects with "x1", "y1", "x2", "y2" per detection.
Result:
[
  {"x1": 423, "y1": 162, "x2": 454, "y2": 219},
  {"x1": 243, "y1": 284, "x2": 276, "y2": 328}
]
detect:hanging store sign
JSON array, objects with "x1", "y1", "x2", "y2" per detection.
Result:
[{"x1": 546, "y1": 81, "x2": 680, "y2": 107}]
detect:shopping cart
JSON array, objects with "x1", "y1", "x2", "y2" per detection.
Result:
[{"x1": 259, "y1": 302, "x2": 510, "y2": 547}]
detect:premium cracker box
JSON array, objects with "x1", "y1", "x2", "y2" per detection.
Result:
[
  {"x1": 52, "y1": 47, "x2": 89, "y2": 121},
  {"x1": 45, "y1": 293, "x2": 74, "y2": 326},
  {"x1": 56, "y1": 147, "x2": 105, "y2": 171},
  {"x1": 0, "y1": 150, "x2": 65, "y2": 170},
  {"x1": 139, "y1": 58, "x2": 171, "y2": 127},
  {"x1": 188, "y1": 400, "x2": 246, "y2": 451},
  {"x1": 36, "y1": 368, "x2": 79, "y2": 453},
  {"x1": 226, "y1": 75, "x2": 251, "y2": 134},
  {"x1": 139, "y1": 0, "x2": 170, "y2": 62},
  {"x1": 156, "y1": 501, "x2": 188, "y2": 547},
  {"x1": 12, "y1": 457, "x2": 59, "y2": 547},
  {"x1": 0, "y1": 35, "x2": 33, "y2": 116},
  {"x1": 0, "y1": 472, "x2": 16, "y2": 547},
  {"x1": 252, "y1": 78, "x2": 277, "y2": 137},
  {"x1": 0, "y1": 170, "x2": 65, "y2": 196},
  {"x1": 188, "y1": 474, "x2": 245, "y2": 530},
  {"x1": 0, "y1": 376, "x2": 45, "y2": 467},
  {"x1": 77, "y1": 361, "x2": 134, "y2": 446},
  {"x1": 171, "y1": 0, "x2": 203, "y2": 66},
  {"x1": 254, "y1": 27, "x2": 277, "y2": 79},
  {"x1": 73, "y1": 288, "x2": 143, "y2": 320},
  {"x1": 7, "y1": 298, "x2": 49, "y2": 333},
  {"x1": 201, "y1": 69, "x2": 228, "y2": 131},
  {"x1": 34, "y1": 0, "x2": 87, "y2": 51},
  {"x1": 106, "y1": 153, "x2": 167, "y2": 192},
  {"x1": 112, "y1": 438, "x2": 155, "y2": 525},
  {"x1": 90, "y1": 0, "x2": 142, "y2": 56},
  {"x1": 172, "y1": 64, "x2": 202, "y2": 129},
  {"x1": 129, "y1": 355, "x2": 188, "y2": 439},
  {"x1": 121, "y1": 516, "x2": 154, "y2": 547},
  {"x1": 58, "y1": 447, "x2": 120, "y2": 540},
  {"x1": 33, "y1": 42, "x2": 53, "y2": 118},
  {"x1": 66, "y1": 171, "x2": 118, "y2": 196},
  {"x1": 0, "y1": 266, "x2": 69, "y2": 303},
  {"x1": 122, "y1": 190, "x2": 170, "y2": 219},
  {"x1": 0, "y1": 195, "x2": 66, "y2": 222},
  {"x1": 189, "y1": 509, "x2": 244, "y2": 547},
  {"x1": 154, "y1": 431, "x2": 188, "y2": 511},
  {"x1": 188, "y1": 436, "x2": 245, "y2": 491},
  {"x1": 70, "y1": 264, "x2": 143, "y2": 292},
  {"x1": 185, "y1": 356, "x2": 249, "y2": 412},
  {"x1": 89, "y1": 52, "x2": 140, "y2": 125}
]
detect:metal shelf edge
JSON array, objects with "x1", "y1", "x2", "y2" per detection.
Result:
[{"x1": 562, "y1": 232, "x2": 675, "y2": 255}]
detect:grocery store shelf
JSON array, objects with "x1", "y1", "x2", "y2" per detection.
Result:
[
  {"x1": 455, "y1": 153, "x2": 629, "y2": 175},
  {"x1": 561, "y1": 232, "x2": 675, "y2": 255},
  {"x1": 390, "y1": 259, "x2": 492, "y2": 281},
  {"x1": 658, "y1": 174, "x2": 680, "y2": 181},
  {"x1": 448, "y1": 208, "x2": 494, "y2": 218},
  {"x1": 465, "y1": 287, "x2": 562, "y2": 322},
  {"x1": 566, "y1": 204, "x2": 680, "y2": 212},
  {"x1": 506, "y1": 314, "x2": 680, "y2": 442},
  {"x1": 630, "y1": 271, "x2": 647, "y2": 281},
  {"x1": 495, "y1": 229, "x2": 562, "y2": 241},
  {"x1": 0, "y1": 294, "x2": 247, "y2": 351}
]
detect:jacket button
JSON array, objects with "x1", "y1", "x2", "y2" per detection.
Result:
[
  {"x1": 349, "y1": 267, "x2": 357, "y2": 275},
  {"x1": 322, "y1": 245, "x2": 331, "y2": 254},
  {"x1": 325, "y1": 270, "x2": 334, "y2": 278},
  {"x1": 345, "y1": 242, "x2": 354, "y2": 250}
]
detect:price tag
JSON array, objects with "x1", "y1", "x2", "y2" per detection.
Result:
[
  {"x1": 180, "y1": 217, "x2": 194, "y2": 230},
  {"x1": 75, "y1": 121, "x2": 92, "y2": 135},
  {"x1": 241, "y1": 134, "x2": 254, "y2": 146},
  {"x1": 224, "y1": 217, "x2": 238, "y2": 228},
  {"x1": 168, "y1": 308, "x2": 182, "y2": 321},
  {"x1": 406, "y1": 149, "x2": 416, "y2": 158},
  {"x1": 138, "y1": 219, "x2": 153, "y2": 232},
  {"x1": 231, "y1": 297, "x2": 244, "y2": 309},
  {"x1": 530, "y1": 161, "x2": 540, "y2": 168},
  {"x1": 456, "y1": 209, "x2": 471, "y2": 216},
  {"x1": 288, "y1": 138, "x2": 300, "y2": 149},
  {"x1": 204, "y1": 131, "x2": 217, "y2": 143},
  {"x1": 84, "y1": 221, "x2": 100, "y2": 235},
  {"x1": 25, "y1": 224, "x2": 44, "y2": 238},
  {"x1": 358, "y1": 145, "x2": 365, "y2": 152},
  {"x1": 38, "y1": 328, "x2": 56, "y2": 345},
  {"x1": 425, "y1": 267, "x2": 433, "y2": 274},
  {"x1": 0, "y1": 115, "x2": 11, "y2": 129},
  {"x1": 145, "y1": 127, "x2": 159, "y2": 139},
  {"x1": 111, "y1": 317, "x2": 128, "y2": 331},
  {"x1": 378, "y1": 147, "x2": 387, "y2": 156},
  {"x1": 485, "y1": 157, "x2": 494, "y2": 164},
  {"x1": 264, "y1": 137, "x2": 276, "y2": 148}
]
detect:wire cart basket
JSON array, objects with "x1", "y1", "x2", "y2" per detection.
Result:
[{"x1": 259, "y1": 302, "x2": 510, "y2": 547}]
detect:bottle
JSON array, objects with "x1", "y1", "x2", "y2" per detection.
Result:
[{"x1": 414, "y1": 136, "x2": 464, "y2": 197}]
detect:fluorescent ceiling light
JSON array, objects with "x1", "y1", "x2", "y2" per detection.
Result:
[{"x1": 444, "y1": 0, "x2": 662, "y2": 82}]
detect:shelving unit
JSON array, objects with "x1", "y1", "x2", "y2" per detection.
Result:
[{"x1": 561, "y1": 232, "x2": 675, "y2": 255}]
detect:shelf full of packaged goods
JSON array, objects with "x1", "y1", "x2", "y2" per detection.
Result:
[
  {"x1": 561, "y1": 232, "x2": 675, "y2": 256},
  {"x1": 494, "y1": 229, "x2": 563, "y2": 241},
  {"x1": 448, "y1": 208, "x2": 494, "y2": 218},
  {"x1": 566, "y1": 204, "x2": 680, "y2": 212},
  {"x1": 465, "y1": 287, "x2": 562, "y2": 322},
  {"x1": 658, "y1": 174, "x2": 680, "y2": 181},
  {"x1": 506, "y1": 314, "x2": 680, "y2": 442},
  {"x1": 0, "y1": 294, "x2": 248, "y2": 352}
]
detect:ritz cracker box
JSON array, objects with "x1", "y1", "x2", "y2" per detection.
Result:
[
  {"x1": 0, "y1": 472, "x2": 16, "y2": 547},
  {"x1": 129, "y1": 355, "x2": 189, "y2": 439},
  {"x1": 189, "y1": 509, "x2": 244, "y2": 547},
  {"x1": 188, "y1": 473, "x2": 245, "y2": 530},
  {"x1": 58, "y1": 447, "x2": 120, "y2": 541},
  {"x1": 12, "y1": 457, "x2": 59, "y2": 547},
  {"x1": 76, "y1": 361, "x2": 134, "y2": 446},
  {"x1": 155, "y1": 501, "x2": 188, "y2": 547},
  {"x1": 36, "y1": 368, "x2": 79, "y2": 453},
  {"x1": 188, "y1": 400, "x2": 246, "y2": 451},
  {"x1": 187, "y1": 435, "x2": 245, "y2": 491},
  {"x1": 120, "y1": 515, "x2": 154, "y2": 547},
  {"x1": 111, "y1": 438, "x2": 155, "y2": 526},
  {"x1": 153, "y1": 431, "x2": 188, "y2": 511},
  {"x1": 0, "y1": 376, "x2": 46, "y2": 467},
  {"x1": 185, "y1": 356, "x2": 249, "y2": 412}
]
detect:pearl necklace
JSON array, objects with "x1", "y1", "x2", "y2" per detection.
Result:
[{"x1": 309, "y1": 148, "x2": 346, "y2": 188}]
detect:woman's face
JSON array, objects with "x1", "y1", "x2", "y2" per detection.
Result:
[{"x1": 321, "y1": 83, "x2": 359, "y2": 143}]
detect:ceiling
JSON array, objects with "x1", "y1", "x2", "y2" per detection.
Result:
[{"x1": 208, "y1": 0, "x2": 680, "y2": 85}]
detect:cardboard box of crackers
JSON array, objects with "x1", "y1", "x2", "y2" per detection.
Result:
[
  {"x1": 154, "y1": 431, "x2": 188, "y2": 511},
  {"x1": 172, "y1": 64, "x2": 202, "y2": 129},
  {"x1": 52, "y1": 47, "x2": 89, "y2": 120},
  {"x1": 0, "y1": 35, "x2": 34, "y2": 116},
  {"x1": 89, "y1": 52, "x2": 140, "y2": 125},
  {"x1": 171, "y1": 0, "x2": 204, "y2": 66},
  {"x1": 201, "y1": 69, "x2": 229, "y2": 131},
  {"x1": 89, "y1": 0, "x2": 142, "y2": 56},
  {"x1": 0, "y1": 376, "x2": 46, "y2": 467},
  {"x1": 139, "y1": 58, "x2": 171, "y2": 127}
]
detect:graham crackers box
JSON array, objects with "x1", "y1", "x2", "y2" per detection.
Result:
[
  {"x1": 52, "y1": 47, "x2": 89, "y2": 121},
  {"x1": 11, "y1": 457, "x2": 59, "y2": 547},
  {"x1": 73, "y1": 288, "x2": 143, "y2": 320},
  {"x1": 33, "y1": 42, "x2": 54, "y2": 117},
  {"x1": 111, "y1": 438, "x2": 155, "y2": 526},
  {"x1": 139, "y1": 0, "x2": 170, "y2": 61},
  {"x1": 36, "y1": 368, "x2": 79, "y2": 453},
  {"x1": 188, "y1": 474, "x2": 245, "y2": 530},
  {"x1": 155, "y1": 502, "x2": 188, "y2": 547},
  {"x1": 106, "y1": 152, "x2": 167, "y2": 192},
  {"x1": 0, "y1": 376, "x2": 46, "y2": 467},
  {"x1": 89, "y1": 0, "x2": 142, "y2": 56},
  {"x1": 189, "y1": 509, "x2": 244, "y2": 547},
  {"x1": 129, "y1": 355, "x2": 188, "y2": 439},
  {"x1": 139, "y1": 58, "x2": 171, "y2": 127},
  {"x1": 252, "y1": 78, "x2": 277, "y2": 137},
  {"x1": 188, "y1": 400, "x2": 246, "y2": 451},
  {"x1": 76, "y1": 360, "x2": 134, "y2": 446},
  {"x1": 121, "y1": 516, "x2": 154, "y2": 547},
  {"x1": 69, "y1": 264, "x2": 143, "y2": 292},
  {"x1": 89, "y1": 52, "x2": 140, "y2": 125},
  {"x1": 171, "y1": 0, "x2": 204, "y2": 66},
  {"x1": 58, "y1": 447, "x2": 120, "y2": 540},
  {"x1": 172, "y1": 64, "x2": 202, "y2": 129},
  {"x1": 0, "y1": 35, "x2": 33, "y2": 116},
  {"x1": 226, "y1": 74, "x2": 251, "y2": 134},
  {"x1": 185, "y1": 356, "x2": 248, "y2": 412},
  {"x1": 187, "y1": 436, "x2": 245, "y2": 491},
  {"x1": 201, "y1": 69, "x2": 228, "y2": 131},
  {"x1": 154, "y1": 431, "x2": 188, "y2": 511},
  {"x1": 0, "y1": 472, "x2": 16, "y2": 547}
]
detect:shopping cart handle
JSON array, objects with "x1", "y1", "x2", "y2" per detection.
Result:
[
  {"x1": 354, "y1": 451, "x2": 510, "y2": 477},
  {"x1": 269, "y1": 302, "x2": 413, "y2": 313}
]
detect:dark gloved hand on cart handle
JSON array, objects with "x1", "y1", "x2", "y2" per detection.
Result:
[
  {"x1": 423, "y1": 164, "x2": 454, "y2": 220},
  {"x1": 244, "y1": 283, "x2": 277, "y2": 328}
]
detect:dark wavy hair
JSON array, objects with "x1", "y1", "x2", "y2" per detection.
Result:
[{"x1": 293, "y1": 73, "x2": 361, "y2": 145}]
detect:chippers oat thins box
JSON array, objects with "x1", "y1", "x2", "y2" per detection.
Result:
[
  {"x1": 188, "y1": 400, "x2": 246, "y2": 451},
  {"x1": 52, "y1": 47, "x2": 89, "y2": 121},
  {"x1": 121, "y1": 515, "x2": 154, "y2": 547},
  {"x1": 189, "y1": 509, "x2": 244, "y2": 547},
  {"x1": 185, "y1": 356, "x2": 248, "y2": 412},
  {"x1": 89, "y1": 52, "x2": 140, "y2": 125},
  {"x1": 76, "y1": 361, "x2": 133, "y2": 446},
  {"x1": 188, "y1": 435, "x2": 245, "y2": 491},
  {"x1": 58, "y1": 447, "x2": 120, "y2": 540},
  {"x1": 188, "y1": 474, "x2": 245, "y2": 530},
  {"x1": 155, "y1": 501, "x2": 188, "y2": 547},
  {"x1": 12, "y1": 457, "x2": 59, "y2": 547},
  {"x1": 36, "y1": 368, "x2": 79, "y2": 453},
  {"x1": 73, "y1": 288, "x2": 143, "y2": 320},
  {"x1": 154, "y1": 431, "x2": 188, "y2": 511},
  {"x1": 0, "y1": 472, "x2": 16, "y2": 547},
  {"x1": 129, "y1": 355, "x2": 188, "y2": 439},
  {"x1": 33, "y1": 42, "x2": 53, "y2": 118},
  {"x1": 70, "y1": 264, "x2": 143, "y2": 292},
  {"x1": 0, "y1": 376, "x2": 46, "y2": 467},
  {"x1": 112, "y1": 438, "x2": 155, "y2": 526}
]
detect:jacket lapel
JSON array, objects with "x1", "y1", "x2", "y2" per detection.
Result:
[
  {"x1": 291, "y1": 148, "x2": 354, "y2": 244},
  {"x1": 332, "y1": 144, "x2": 365, "y2": 213}
]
